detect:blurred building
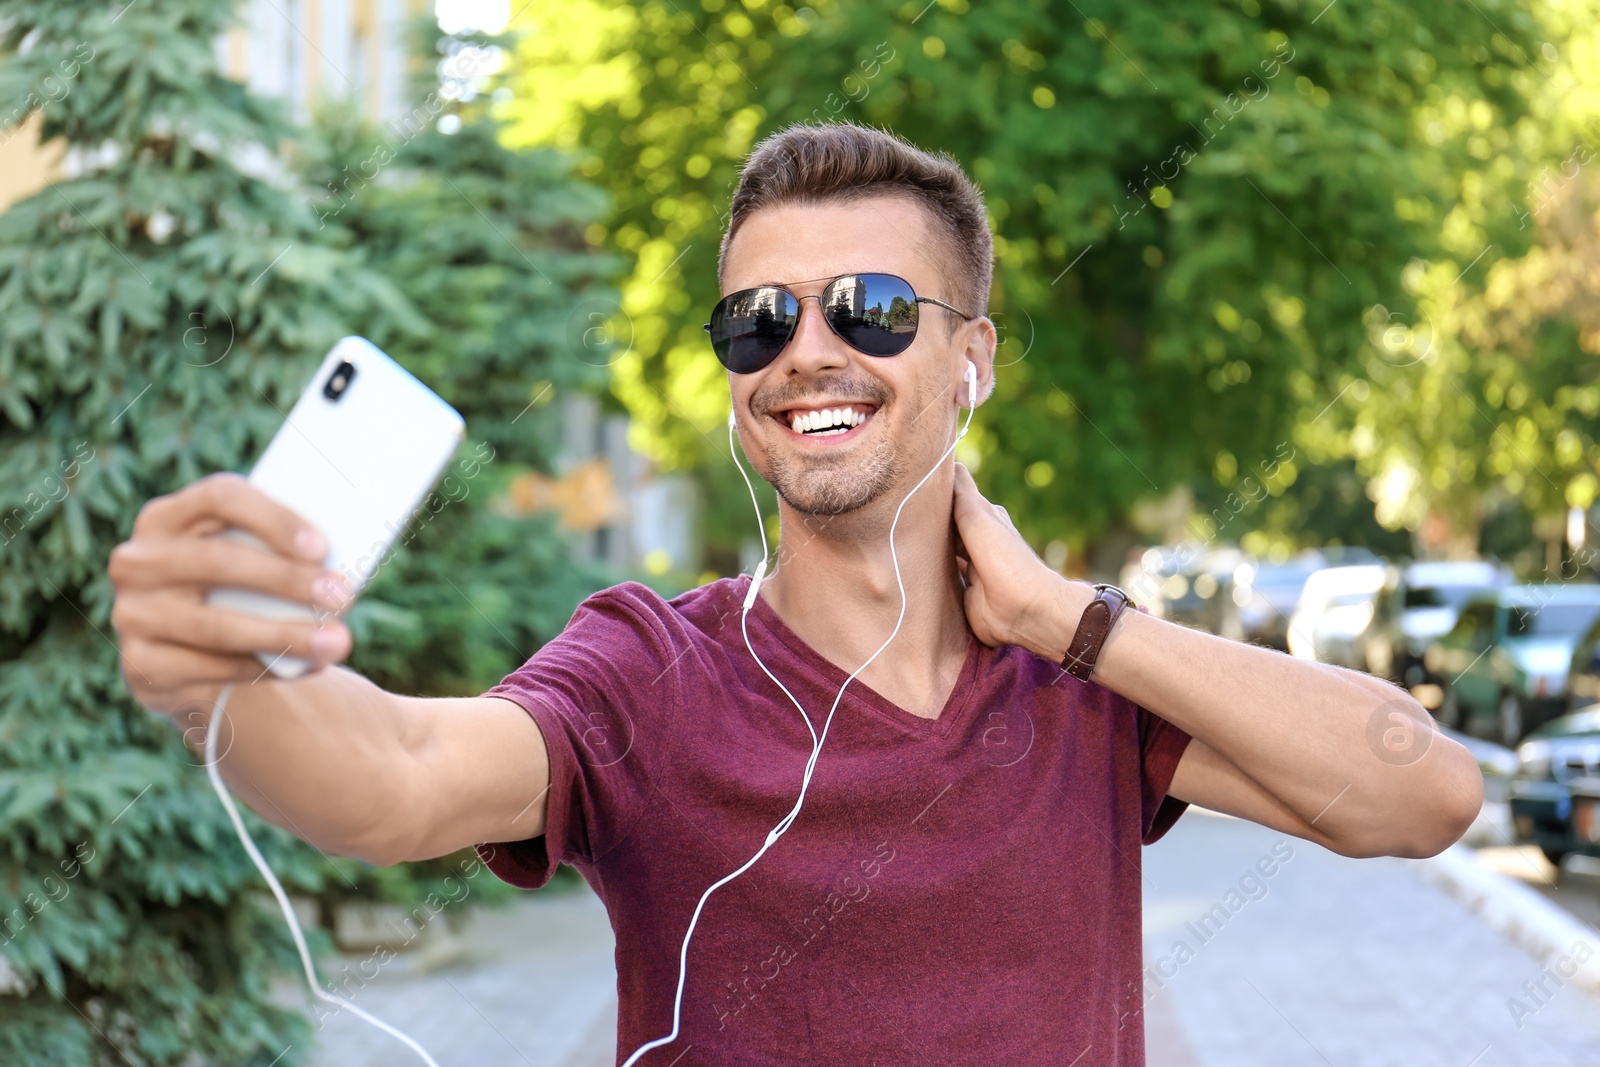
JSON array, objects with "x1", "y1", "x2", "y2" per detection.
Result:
[
  {"x1": 502, "y1": 395, "x2": 699, "y2": 578},
  {"x1": 0, "y1": 0, "x2": 432, "y2": 212},
  {"x1": 223, "y1": 0, "x2": 424, "y2": 126}
]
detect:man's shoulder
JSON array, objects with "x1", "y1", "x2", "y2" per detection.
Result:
[
  {"x1": 568, "y1": 576, "x2": 744, "y2": 651},
  {"x1": 581, "y1": 576, "x2": 741, "y2": 622}
]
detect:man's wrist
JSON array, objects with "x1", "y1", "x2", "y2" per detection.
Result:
[{"x1": 1016, "y1": 574, "x2": 1096, "y2": 665}]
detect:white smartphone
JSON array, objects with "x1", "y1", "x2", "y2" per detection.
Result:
[{"x1": 206, "y1": 336, "x2": 465, "y2": 679}]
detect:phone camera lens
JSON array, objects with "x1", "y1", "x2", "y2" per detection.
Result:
[{"x1": 323, "y1": 359, "x2": 357, "y2": 401}]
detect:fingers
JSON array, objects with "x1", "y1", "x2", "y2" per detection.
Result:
[
  {"x1": 951, "y1": 462, "x2": 1017, "y2": 537},
  {"x1": 111, "y1": 474, "x2": 349, "y2": 718},
  {"x1": 112, "y1": 590, "x2": 350, "y2": 665},
  {"x1": 132, "y1": 472, "x2": 326, "y2": 563},
  {"x1": 109, "y1": 531, "x2": 353, "y2": 611},
  {"x1": 950, "y1": 461, "x2": 988, "y2": 524},
  {"x1": 118, "y1": 636, "x2": 265, "y2": 695}
]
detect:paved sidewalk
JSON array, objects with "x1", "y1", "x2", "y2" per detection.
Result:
[
  {"x1": 1476, "y1": 846, "x2": 1600, "y2": 931},
  {"x1": 1142, "y1": 809, "x2": 1600, "y2": 1066},
  {"x1": 300, "y1": 883, "x2": 618, "y2": 1067}
]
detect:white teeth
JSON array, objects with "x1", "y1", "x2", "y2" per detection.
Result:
[{"x1": 789, "y1": 407, "x2": 868, "y2": 434}]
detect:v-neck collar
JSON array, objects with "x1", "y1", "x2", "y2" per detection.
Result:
[{"x1": 741, "y1": 574, "x2": 984, "y2": 740}]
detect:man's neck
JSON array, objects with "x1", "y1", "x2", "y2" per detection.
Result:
[{"x1": 755, "y1": 475, "x2": 972, "y2": 718}]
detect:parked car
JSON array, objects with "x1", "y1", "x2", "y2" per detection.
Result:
[
  {"x1": 1125, "y1": 543, "x2": 1197, "y2": 622},
  {"x1": 1364, "y1": 560, "x2": 1512, "y2": 687},
  {"x1": 1316, "y1": 545, "x2": 1382, "y2": 567},
  {"x1": 1136, "y1": 544, "x2": 1246, "y2": 640},
  {"x1": 1509, "y1": 703, "x2": 1600, "y2": 867},
  {"x1": 1287, "y1": 563, "x2": 1388, "y2": 669},
  {"x1": 1234, "y1": 552, "x2": 1326, "y2": 651},
  {"x1": 1427, "y1": 584, "x2": 1600, "y2": 745},
  {"x1": 1567, "y1": 614, "x2": 1600, "y2": 712}
]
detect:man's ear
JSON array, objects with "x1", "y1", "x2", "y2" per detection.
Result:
[{"x1": 960, "y1": 317, "x2": 998, "y2": 408}]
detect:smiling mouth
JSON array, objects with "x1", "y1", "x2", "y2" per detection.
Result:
[{"x1": 769, "y1": 402, "x2": 880, "y2": 439}]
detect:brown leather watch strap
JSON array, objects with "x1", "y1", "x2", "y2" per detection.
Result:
[{"x1": 1061, "y1": 583, "x2": 1133, "y2": 681}]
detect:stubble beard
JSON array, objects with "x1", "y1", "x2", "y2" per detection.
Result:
[{"x1": 767, "y1": 424, "x2": 907, "y2": 517}]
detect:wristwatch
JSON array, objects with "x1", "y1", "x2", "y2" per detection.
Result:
[{"x1": 1061, "y1": 583, "x2": 1133, "y2": 681}]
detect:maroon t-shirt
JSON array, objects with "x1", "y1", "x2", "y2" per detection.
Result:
[{"x1": 476, "y1": 577, "x2": 1192, "y2": 1065}]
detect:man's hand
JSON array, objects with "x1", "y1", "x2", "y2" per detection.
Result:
[
  {"x1": 108, "y1": 472, "x2": 356, "y2": 718},
  {"x1": 951, "y1": 461, "x2": 1083, "y2": 656}
]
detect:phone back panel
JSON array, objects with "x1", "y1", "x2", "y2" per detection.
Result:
[{"x1": 206, "y1": 336, "x2": 464, "y2": 677}]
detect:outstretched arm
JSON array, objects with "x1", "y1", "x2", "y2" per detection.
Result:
[
  {"x1": 110, "y1": 472, "x2": 552, "y2": 866},
  {"x1": 952, "y1": 462, "x2": 1481, "y2": 859}
]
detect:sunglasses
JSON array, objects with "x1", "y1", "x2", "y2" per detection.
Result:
[{"x1": 704, "y1": 272, "x2": 976, "y2": 374}]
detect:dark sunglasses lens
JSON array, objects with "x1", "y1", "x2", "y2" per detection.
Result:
[
  {"x1": 711, "y1": 288, "x2": 799, "y2": 373},
  {"x1": 822, "y1": 274, "x2": 919, "y2": 357}
]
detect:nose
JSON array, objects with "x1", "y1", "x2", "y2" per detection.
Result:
[{"x1": 773, "y1": 294, "x2": 850, "y2": 378}]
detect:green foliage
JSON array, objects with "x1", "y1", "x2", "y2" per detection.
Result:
[
  {"x1": 1296, "y1": 0, "x2": 1600, "y2": 559},
  {"x1": 293, "y1": 30, "x2": 622, "y2": 920},
  {"x1": 300, "y1": 30, "x2": 621, "y2": 699},
  {"x1": 0, "y1": 5, "x2": 615, "y2": 1064},
  {"x1": 0, "y1": 2, "x2": 379, "y2": 1061},
  {"x1": 499, "y1": 0, "x2": 1565, "y2": 562}
]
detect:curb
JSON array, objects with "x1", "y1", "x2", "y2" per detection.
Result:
[{"x1": 1409, "y1": 844, "x2": 1600, "y2": 998}]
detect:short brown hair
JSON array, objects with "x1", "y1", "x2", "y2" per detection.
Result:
[{"x1": 717, "y1": 122, "x2": 994, "y2": 323}]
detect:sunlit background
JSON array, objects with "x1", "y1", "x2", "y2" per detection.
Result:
[{"x1": 3, "y1": 0, "x2": 1600, "y2": 1064}]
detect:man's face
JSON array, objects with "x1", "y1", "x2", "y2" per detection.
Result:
[{"x1": 721, "y1": 195, "x2": 986, "y2": 519}]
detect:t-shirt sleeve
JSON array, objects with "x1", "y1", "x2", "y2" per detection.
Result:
[
  {"x1": 1136, "y1": 704, "x2": 1193, "y2": 845},
  {"x1": 473, "y1": 582, "x2": 677, "y2": 889}
]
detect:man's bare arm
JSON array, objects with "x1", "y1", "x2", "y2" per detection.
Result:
[
  {"x1": 1020, "y1": 581, "x2": 1483, "y2": 858},
  {"x1": 161, "y1": 670, "x2": 550, "y2": 866},
  {"x1": 952, "y1": 462, "x2": 1482, "y2": 860},
  {"x1": 110, "y1": 472, "x2": 551, "y2": 867}
]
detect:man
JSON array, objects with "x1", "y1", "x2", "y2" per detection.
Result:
[{"x1": 109, "y1": 122, "x2": 1482, "y2": 1065}]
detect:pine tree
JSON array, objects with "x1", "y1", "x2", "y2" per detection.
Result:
[{"x1": 0, "y1": 4, "x2": 614, "y2": 1064}]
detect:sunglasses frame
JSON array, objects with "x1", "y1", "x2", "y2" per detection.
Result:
[{"x1": 704, "y1": 272, "x2": 977, "y2": 373}]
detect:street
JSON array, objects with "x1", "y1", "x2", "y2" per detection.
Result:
[{"x1": 1143, "y1": 809, "x2": 1600, "y2": 1066}]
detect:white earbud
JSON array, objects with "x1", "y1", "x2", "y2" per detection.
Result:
[
  {"x1": 743, "y1": 558, "x2": 767, "y2": 611},
  {"x1": 728, "y1": 409, "x2": 736, "y2": 430},
  {"x1": 955, "y1": 361, "x2": 978, "y2": 441}
]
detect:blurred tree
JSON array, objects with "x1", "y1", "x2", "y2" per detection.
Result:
[
  {"x1": 1302, "y1": 2, "x2": 1600, "y2": 562},
  {"x1": 0, "y1": 2, "x2": 395, "y2": 1061},
  {"x1": 301, "y1": 22, "x2": 621, "y2": 705},
  {"x1": 0, "y1": 5, "x2": 614, "y2": 1066},
  {"x1": 294, "y1": 23, "x2": 621, "y2": 923},
  {"x1": 495, "y1": 0, "x2": 1547, "y2": 571}
]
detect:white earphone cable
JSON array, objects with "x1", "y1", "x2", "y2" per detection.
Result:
[
  {"x1": 621, "y1": 365, "x2": 977, "y2": 1065},
  {"x1": 203, "y1": 682, "x2": 442, "y2": 1066}
]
